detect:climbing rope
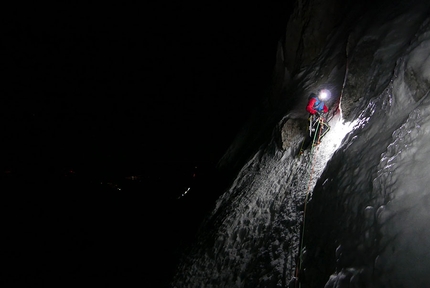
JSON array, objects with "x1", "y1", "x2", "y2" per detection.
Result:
[
  {"x1": 294, "y1": 37, "x2": 350, "y2": 287},
  {"x1": 295, "y1": 119, "x2": 322, "y2": 288}
]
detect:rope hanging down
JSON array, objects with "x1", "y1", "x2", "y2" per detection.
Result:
[
  {"x1": 294, "y1": 37, "x2": 350, "y2": 287},
  {"x1": 295, "y1": 119, "x2": 321, "y2": 288}
]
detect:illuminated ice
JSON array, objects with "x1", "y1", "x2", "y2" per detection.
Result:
[{"x1": 172, "y1": 1, "x2": 430, "y2": 287}]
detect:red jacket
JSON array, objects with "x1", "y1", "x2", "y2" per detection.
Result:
[{"x1": 306, "y1": 97, "x2": 328, "y2": 115}]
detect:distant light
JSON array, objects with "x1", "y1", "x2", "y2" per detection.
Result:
[
  {"x1": 178, "y1": 187, "x2": 191, "y2": 199},
  {"x1": 182, "y1": 187, "x2": 190, "y2": 196}
]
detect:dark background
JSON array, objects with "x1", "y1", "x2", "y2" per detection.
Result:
[
  {"x1": 2, "y1": 3, "x2": 290, "y2": 175},
  {"x1": 2, "y1": 3, "x2": 292, "y2": 287}
]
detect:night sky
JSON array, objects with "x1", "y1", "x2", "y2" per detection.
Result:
[
  {"x1": 3, "y1": 3, "x2": 289, "y2": 177},
  {"x1": 2, "y1": 3, "x2": 291, "y2": 287}
]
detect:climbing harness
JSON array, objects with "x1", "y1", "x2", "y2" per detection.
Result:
[{"x1": 299, "y1": 114, "x2": 330, "y2": 155}]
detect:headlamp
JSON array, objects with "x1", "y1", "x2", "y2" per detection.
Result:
[{"x1": 318, "y1": 89, "x2": 330, "y2": 100}]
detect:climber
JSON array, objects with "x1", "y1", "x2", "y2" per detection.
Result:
[
  {"x1": 306, "y1": 90, "x2": 329, "y2": 115},
  {"x1": 300, "y1": 90, "x2": 330, "y2": 154}
]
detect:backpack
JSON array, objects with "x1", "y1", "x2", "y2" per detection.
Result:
[{"x1": 310, "y1": 94, "x2": 325, "y2": 112}]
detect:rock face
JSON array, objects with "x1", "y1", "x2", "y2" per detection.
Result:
[
  {"x1": 221, "y1": 0, "x2": 373, "y2": 175},
  {"x1": 280, "y1": 118, "x2": 307, "y2": 151},
  {"x1": 173, "y1": 0, "x2": 430, "y2": 287},
  {"x1": 283, "y1": 0, "x2": 350, "y2": 75}
]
